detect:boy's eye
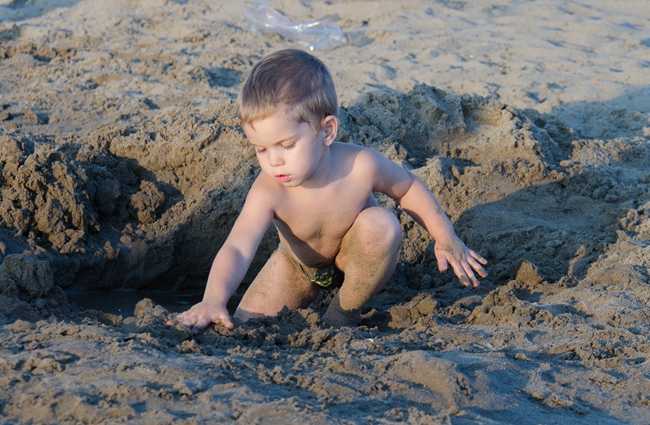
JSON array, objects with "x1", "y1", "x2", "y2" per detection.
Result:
[
  {"x1": 254, "y1": 148, "x2": 266, "y2": 154},
  {"x1": 282, "y1": 143, "x2": 296, "y2": 150}
]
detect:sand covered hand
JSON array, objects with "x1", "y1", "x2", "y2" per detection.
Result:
[
  {"x1": 168, "y1": 301, "x2": 234, "y2": 334},
  {"x1": 434, "y1": 235, "x2": 487, "y2": 287}
]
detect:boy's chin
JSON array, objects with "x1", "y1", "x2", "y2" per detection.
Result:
[{"x1": 279, "y1": 179, "x2": 302, "y2": 187}]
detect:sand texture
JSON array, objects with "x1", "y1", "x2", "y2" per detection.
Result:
[{"x1": 1, "y1": 0, "x2": 650, "y2": 423}]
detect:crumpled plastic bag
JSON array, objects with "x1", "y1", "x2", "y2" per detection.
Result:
[{"x1": 244, "y1": 2, "x2": 348, "y2": 51}]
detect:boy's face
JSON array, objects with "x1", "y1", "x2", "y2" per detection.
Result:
[{"x1": 243, "y1": 109, "x2": 336, "y2": 187}]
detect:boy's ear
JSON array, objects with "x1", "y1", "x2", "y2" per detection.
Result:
[{"x1": 321, "y1": 115, "x2": 338, "y2": 146}]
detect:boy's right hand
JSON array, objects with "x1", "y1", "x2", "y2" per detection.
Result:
[{"x1": 167, "y1": 301, "x2": 234, "y2": 334}]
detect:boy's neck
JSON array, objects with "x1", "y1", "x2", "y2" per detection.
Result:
[{"x1": 296, "y1": 144, "x2": 335, "y2": 190}]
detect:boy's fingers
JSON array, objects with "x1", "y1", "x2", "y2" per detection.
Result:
[
  {"x1": 469, "y1": 257, "x2": 488, "y2": 278},
  {"x1": 457, "y1": 262, "x2": 480, "y2": 287},
  {"x1": 438, "y1": 250, "x2": 486, "y2": 286},
  {"x1": 449, "y1": 261, "x2": 470, "y2": 287},
  {"x1": 183, "y1": 319, "x2": 198, "y2": 329},
  {"x1": 166, "y1": 312, "x2": 187, "y2": 327},
  {"x1": 213, "y1": 313, "x2": 234, "y2": 330},
  {"x1": 165, "y1": 306, "x2": 234, "y2": 334},
  {"x1": 220, "y1": 317, "x2": 234, "y2": 329},
  {"x1": 437, "y1": 256, "x2": 449, "y2": 272},
  {"x1": 469, "y1": 272, "x2": 480, "y2": 287},
  {"x1": 176, "y1": 311, "x2": 205, "y2": 329},
  {"x1": 476, "y1": 266, "x2": 488, "y2": 278},
  {"x1": 470, "y1": 250, "x2": 488, "y2": 265},
  {"x1": 190, "y1": 324, "x2": 205, "y2": 335}
]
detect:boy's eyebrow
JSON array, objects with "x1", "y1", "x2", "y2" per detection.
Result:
[{"x1": 248, "y1": 134, "x2": 298, "y2": 147}]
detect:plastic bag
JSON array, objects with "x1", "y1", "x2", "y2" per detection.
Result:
[{"x1": 244, "y1": 2, "x2": 348, "y2": 51}]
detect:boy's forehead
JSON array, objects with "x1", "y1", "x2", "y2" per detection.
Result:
[
  {"x1": 244, "y1": 110, "x2": 305, "y2": 132},
  {"x1": 243, "y1": 112, "x2": 314, "y2": 143}
]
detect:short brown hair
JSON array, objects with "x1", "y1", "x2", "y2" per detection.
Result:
[{"x1": 238, "y1": 49, "x2": 338, "y2": 130}]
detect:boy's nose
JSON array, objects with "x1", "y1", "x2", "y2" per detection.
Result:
[{"x1": 268, "y1": 149, "x2": 284, "y2": 167}]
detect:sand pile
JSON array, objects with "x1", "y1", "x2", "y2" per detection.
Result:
[
  {"x1": 1, "y1": 0, "x2": 650, "y2": 423},
  {"x1": 3, "y1": 81, "x2": 645, "y2": 293},
  {"x1": 0, "y1": 103, "x2": 272, "y2": 293}
]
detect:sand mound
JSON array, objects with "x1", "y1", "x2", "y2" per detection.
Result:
[
  {"x1": 3, "y1": 83, "x2": 647, "y2": 300},
  {"x1": 1, "y1": 103, "x2": 277, "y2": 293}
]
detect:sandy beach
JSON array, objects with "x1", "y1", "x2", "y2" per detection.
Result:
[{"x1": 1, "y1": 0, "x2": 649, "y2": 423}]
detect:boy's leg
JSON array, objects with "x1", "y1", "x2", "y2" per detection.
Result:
[
  {"x1": 234, "y1": 248, "x2": 321, "y2": 322},
  {"x1": 323, "y1": 207, "x2": 402, "y2": 327}
]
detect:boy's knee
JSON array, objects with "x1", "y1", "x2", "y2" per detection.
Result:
[{"x1": 355, "y1": 207, "x2": 402, "y2": 250}]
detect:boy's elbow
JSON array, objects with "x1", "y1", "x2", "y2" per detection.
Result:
[{"x1": 396, "y1": 176, "x2": 419, "y2": 202}]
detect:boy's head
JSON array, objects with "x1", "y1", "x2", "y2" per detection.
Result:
[{"x1": 238, "y1": 49, "x2": 338, "y2": 131}]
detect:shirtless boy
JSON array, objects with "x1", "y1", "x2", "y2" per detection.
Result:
[{"x1": 172, "y1": 49, "x2": 487, "y2": 333}]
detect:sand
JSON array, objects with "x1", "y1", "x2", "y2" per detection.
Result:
[{"x1": 1, "y1": 0, "x2": 649, "y2": 423}]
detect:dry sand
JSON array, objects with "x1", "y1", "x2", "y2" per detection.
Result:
[{"x1": 1, "y1": 0, "x2": 650, "y2": 423}]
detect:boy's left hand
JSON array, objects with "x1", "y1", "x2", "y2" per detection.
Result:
[{"x1": 434, "y1": 236, "x2": 488, "y2": 287}]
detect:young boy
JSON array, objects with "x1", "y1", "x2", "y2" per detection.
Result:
[{"x1": 171, "y1": 49, "x2": 487, "y2": 333}]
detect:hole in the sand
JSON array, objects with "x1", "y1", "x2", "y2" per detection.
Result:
[
  {"x1": 65, "y1": 289, "x2": 204, "y2": 317},
  {"x1": 65, "y1": 289, "x2": 244, "y2": 317}
]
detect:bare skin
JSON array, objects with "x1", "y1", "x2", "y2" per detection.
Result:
[
  {"x1": 170, "y1": 108, "x2": 487, "y2": 334},
  {"x1": 235, "y1": 206, "x2": 402, "y2": 322}
]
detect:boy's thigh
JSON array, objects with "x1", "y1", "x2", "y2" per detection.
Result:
[{"x1": 235, "y1": 248, "x2": 320, "y2": 320}]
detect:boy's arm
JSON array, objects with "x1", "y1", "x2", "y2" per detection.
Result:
[
  {"x1": 365, "y1": 149, "x2": 487, "y2": 287},
  {"x1": 397, "y1": 176, "x2": 487, "y2": 286},
  {"x1": 169, "y1": 179, "x2": 274, "y2": 333}
]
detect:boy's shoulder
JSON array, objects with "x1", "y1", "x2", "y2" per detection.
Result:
[
  {"x1": 331, "y1": 141, "x2": 374, "y2": 157},
  {"x1": 331, "y1": 142, "x2": 385, "y2": 167},
  {"x1": 330, "y1": 142, "x2": 396, "y2": 188}
]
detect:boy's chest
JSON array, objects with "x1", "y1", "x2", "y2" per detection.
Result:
[{"x1": 273, "y1": 181, "x2": 371, "y2": 243}]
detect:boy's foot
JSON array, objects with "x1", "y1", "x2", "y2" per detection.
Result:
[{"x1": 322, "y1": 292, "x2": 361, "y2": 327}]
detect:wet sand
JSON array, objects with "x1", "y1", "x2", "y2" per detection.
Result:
[{"x1": 1, "y1": 0, "x2": 649, "y2": 423}]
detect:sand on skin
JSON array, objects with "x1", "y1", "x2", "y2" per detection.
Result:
[{"x1": 1, "y1": 0, "x2": 649, "y2": 423}]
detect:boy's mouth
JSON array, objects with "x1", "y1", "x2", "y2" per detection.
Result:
[{"x1": 276, "y1": 174, "x2": 291, "y2": 183}]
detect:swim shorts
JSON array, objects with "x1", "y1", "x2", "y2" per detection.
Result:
[{"x1": 278, "y1": 243, "x2": 343, "y2": 288}]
